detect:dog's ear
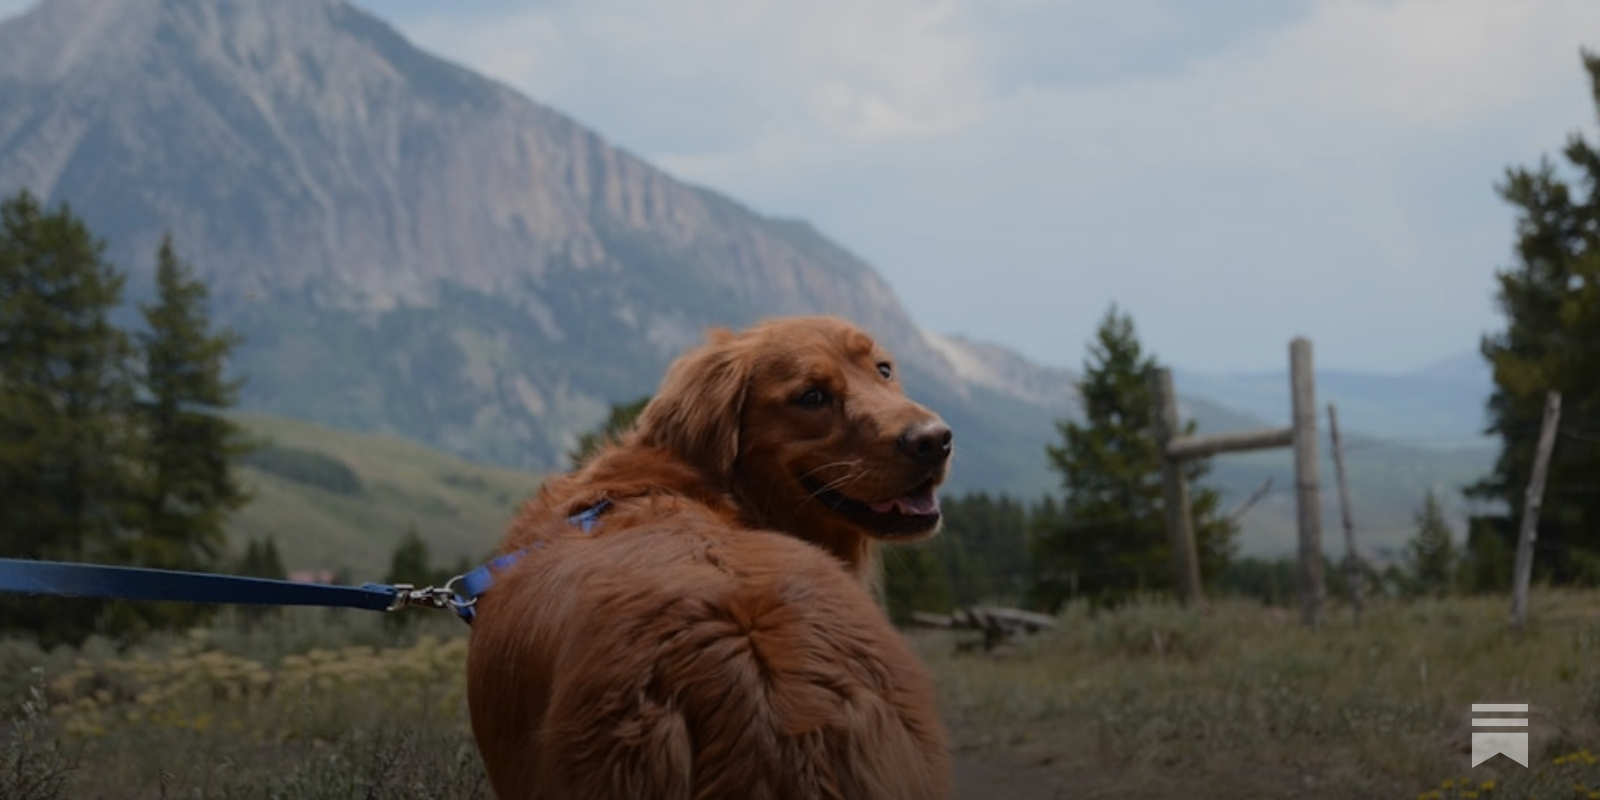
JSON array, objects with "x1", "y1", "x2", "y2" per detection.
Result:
[{"x1": 635, "y1": 328, "x2": 749, "y2": 481}]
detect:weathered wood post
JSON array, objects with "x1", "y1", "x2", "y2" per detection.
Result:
[
  {"x1": 1149, "y1": 367, "x2": 1202, "y2": 606},
  {"x1": 1511, "y1": 390, "x2": 1561, "y2": 633},
  {"x1": 1289, "y1": 338, "x2": 1324, "y2": 627},
  {"x1": 1151, "y1": 369, "x2": 1295, "y2": 607},
  {"x1": 1327, "y1": 403, "x2": 1363, "y2": 624}
]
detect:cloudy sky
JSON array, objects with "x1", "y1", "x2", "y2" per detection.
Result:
[{"x1": 9, "y1": 0, "x2": 1600, "y2": 374}]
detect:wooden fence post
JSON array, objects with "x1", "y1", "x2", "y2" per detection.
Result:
[
  {"x1": 1290, "y1": 338, "x2": 1324, "y2": 627},
  {"x1": 1327, "y1": 403, "x2": 1364, "y2": 624},
  {"x1": 1511, "y1": 390, "x2": 1561, "y2": 633},
  {"x1": 1150, "y1": 367, "x2": 1203, "y2": 606}
]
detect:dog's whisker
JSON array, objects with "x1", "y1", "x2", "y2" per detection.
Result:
[
  {"x1": 796, "y1": 459, "x2": 862, "y2": 483},
  {"x1": 796, "y1": 468, "x2": 871, "y2": 512}
]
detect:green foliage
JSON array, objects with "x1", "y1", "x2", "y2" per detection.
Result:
[
  {"x1": 236, "y1": 536, "x2": 288, "y2": 581},
  {"x1": 567, "y1": 396, "x2": 650, "y2": 468},
  {"x1": 881, "y1": 544, "x2": 952, "y2": 625},
  {"x1": 383, "y1": 524, "x2": 447, "y2": 588},
  {"x1": 224, "y1": 413, "x2": 532, "y2": 581},
  {"x1": 1460, "y1": 516, "x2": 1514, "y2": 594},
  {"x1": 1406, "y1": 489, "x2": 1459, "y2": 597},
  {"x1": 880, "y1": 491, "x2": 1067, "y2": 618},
  {"x1": 937, "y1": 492, "x2": 1033, "y2": 606},
  {"x1": 233, "y1": 536, "x2": 288, "y2": 628},
  {"x1": 382, "y1": 524, "x2": 457, "y2": 630},
  {"x1": 129, "y1": 235, "x2": 253, "y2": 573},
  {"x1": 0, "y1": 191, "x2": 254, "y2": 643},
  {"x1": 0, "y1": 190, "x2": 138, "y2": 644},
  {"x1": 1471, "y1": 49, "x2": 1600, "y2": 585},
  {"x1": 1031, "y1": 305, "x2": 1237, "y2": 610},
  {"x1": 1214, "y1": 556, "x2": 1299, "y2": 607},
  {"x1": 241, "y1": 443, "x2": 364, "y2": 495}
]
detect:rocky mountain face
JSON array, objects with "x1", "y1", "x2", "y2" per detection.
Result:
[{"x1": 0, "y1": 0, "x2": 1074, "y2": 493}]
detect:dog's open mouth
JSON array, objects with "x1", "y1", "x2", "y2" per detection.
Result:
[{"x1": 803, "y1": 476, "x2": 942, "y2": 537}]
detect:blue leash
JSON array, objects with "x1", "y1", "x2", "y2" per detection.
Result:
[
  {"x1": 0, "y1": 558, "x2": 410, "y2": 611},
  {"x1": 0, "y1": 500, "x2": 613, "y2": 624}
]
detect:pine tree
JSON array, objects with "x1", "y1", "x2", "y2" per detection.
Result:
[
  {"x1": 881, "y1": 543, "x2": 952, "y2": 625},
  {"x1": 936, "y1": 492, "x2": 1034, "y2": 606},
  {"x1": 383, "y1": 524, "x2": 440, "y2": 630},
  {"x1": 1031, "y1": 305, "x2": 1237, "y2": 610},
  {"x1": 237, "y1": 536, "x2": 287, "y2": 580},
  {"x1": 0, "y1": 190, "x2": 138, "y2": 644},
  {"x1": 233, "y1": 536, "x2": 287, "y2": 629},
  {"x1": 131, "y1": 235, "x2": 252, "y2": 573},
  {"x1": 1406, "y1": 489, "x2": 1459, "y2": 597},
  {"x1": 1469, "y1": 50, "x2": 1600, "y2": 585}
]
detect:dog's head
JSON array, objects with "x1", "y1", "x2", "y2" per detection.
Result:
[{"x1": 634, "y1": 316, "x2": 952, "y2": 572}]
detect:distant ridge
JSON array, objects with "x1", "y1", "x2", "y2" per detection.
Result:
[
  {"x1": 0, "y1": 0, "x2": 1493, "y2": 549},
  {"x1": 0, "y1": 0, "x2": 1072, "y2": 493}
]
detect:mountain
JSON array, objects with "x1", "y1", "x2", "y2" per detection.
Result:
[
  {"x1": 0, "y1": 0, "x2": 1497, "y2": 560},
  {"x1": 226, "y1": 408, "x2": 1492, "y2": 582},
  {"x1": 1172, "y1": 354, "x2": 1495, "y2": 450},
  {"x1": 1405, "y1": 350, "x2": 1493, "y2": 388},
  {"x1": 0, "y1": 0, "x2": 1067, "y2": 495}
]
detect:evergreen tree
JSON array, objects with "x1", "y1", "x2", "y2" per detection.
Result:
[
  {"x1": 936, "y1": 492, "x2": 1034, "y2": 606},
  {"x1": 383, "y1": 524, "x2": 442, "y2": 630},
  {"x1": 1460, "y1": 519, "x2": 1513, "y2": 594},
  {"x1": 1469, "y1": 50, "x2": 1600, "y2": 585},
  {"x1": 0, "y1": 190, "x2": 138, "y2": 644},
  {"x1": 130, "y1": 235, "x2": 252, "y2": 573},
  {"x1": 881, "y1": 543, "x2": 952, "y2": 625},
  {"x1": 237, "y1": 536, "x2": 287, "y2": 580},
  {"x1": 1031, "y1": 305, "x2": 1237, "y2": 610},
  {"x1": 1406, "y1": 489, "x2": 1459, "y2": 597}
]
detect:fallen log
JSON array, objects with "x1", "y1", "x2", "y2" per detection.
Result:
[{"x1": 911, "y1": 605, "x2": 1057, "y2": 651}]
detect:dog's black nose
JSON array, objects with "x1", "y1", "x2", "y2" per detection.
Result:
[{"x1": 897, "y1": 419, "x2": 953, "y2": 465}]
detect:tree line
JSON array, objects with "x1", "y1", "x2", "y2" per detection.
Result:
[
  {"x1": 0, "y1": 190, "x2": 253, "y2": 645},
  {"x1": 894, "y1": 50, "x2": 1600, "y2": 619},
  {"x1": 571, "y1": 281, "x2": 1583, "y2": 624}
]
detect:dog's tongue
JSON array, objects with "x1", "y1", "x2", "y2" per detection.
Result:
[{"x1": 869, "y1": 489, "x2": 940, "y2": 516}]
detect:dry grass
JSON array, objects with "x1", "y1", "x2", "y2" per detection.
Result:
[
  {"x1": 922, "y1": 590, "x2": 1600, "y2": 799},
  {"x1": 2, "y1": 592, "x2": 1597, "y2": 798},
  {"x1": 1, "y1": 609, "x2": 486, "y2": 799}
]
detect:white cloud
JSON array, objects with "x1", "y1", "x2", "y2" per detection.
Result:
[
  {"x1": 382, "y1": 0, "x2": 1600, "y2": 372},
  {"x1": 404, "y1": 0, "x2": 988, "y2": 152}
]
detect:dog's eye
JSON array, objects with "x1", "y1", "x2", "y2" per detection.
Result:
[
  {"x1": 876, "y1": 362, "x2": 893, "y2": 380},
  {"x1": 796, "y1": 387, "x2": 831, "y2": 408}
]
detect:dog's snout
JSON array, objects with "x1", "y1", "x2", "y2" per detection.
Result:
[{"x1": 896, "y1": 419, "x2": 952, "y2": 465}]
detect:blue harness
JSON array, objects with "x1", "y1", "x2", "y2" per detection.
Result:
[{"x1": 448, "y1": 499, "x2": 611, "y2": 623}]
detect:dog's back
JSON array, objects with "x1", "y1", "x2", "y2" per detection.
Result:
[{"x1": 467, "y1": 503, "x2": 950, "y2": 800}]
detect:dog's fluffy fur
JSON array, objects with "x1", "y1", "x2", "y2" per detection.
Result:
[{"x1": 467, "y1": 316, "x2": 953, "y2": 800}]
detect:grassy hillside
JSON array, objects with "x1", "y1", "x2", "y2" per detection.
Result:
[
  {"x1": 1211, "y1": 440, "x2": 1496, "y2": 559},
  {"x1": 222, "y1": 408, "x2": 1497, "y2": 578},
  {"x1": 225, "y1": 413, "x2": 545, "y2": 579}
]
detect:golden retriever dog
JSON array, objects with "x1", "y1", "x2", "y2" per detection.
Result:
[{"x1": 465, "y1": 316, "x2": 953, "y2": 800}]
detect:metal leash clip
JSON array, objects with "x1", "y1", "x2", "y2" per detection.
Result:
[{"x1": 378, "y1": 583, "x2": 462, "y2": 612}]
